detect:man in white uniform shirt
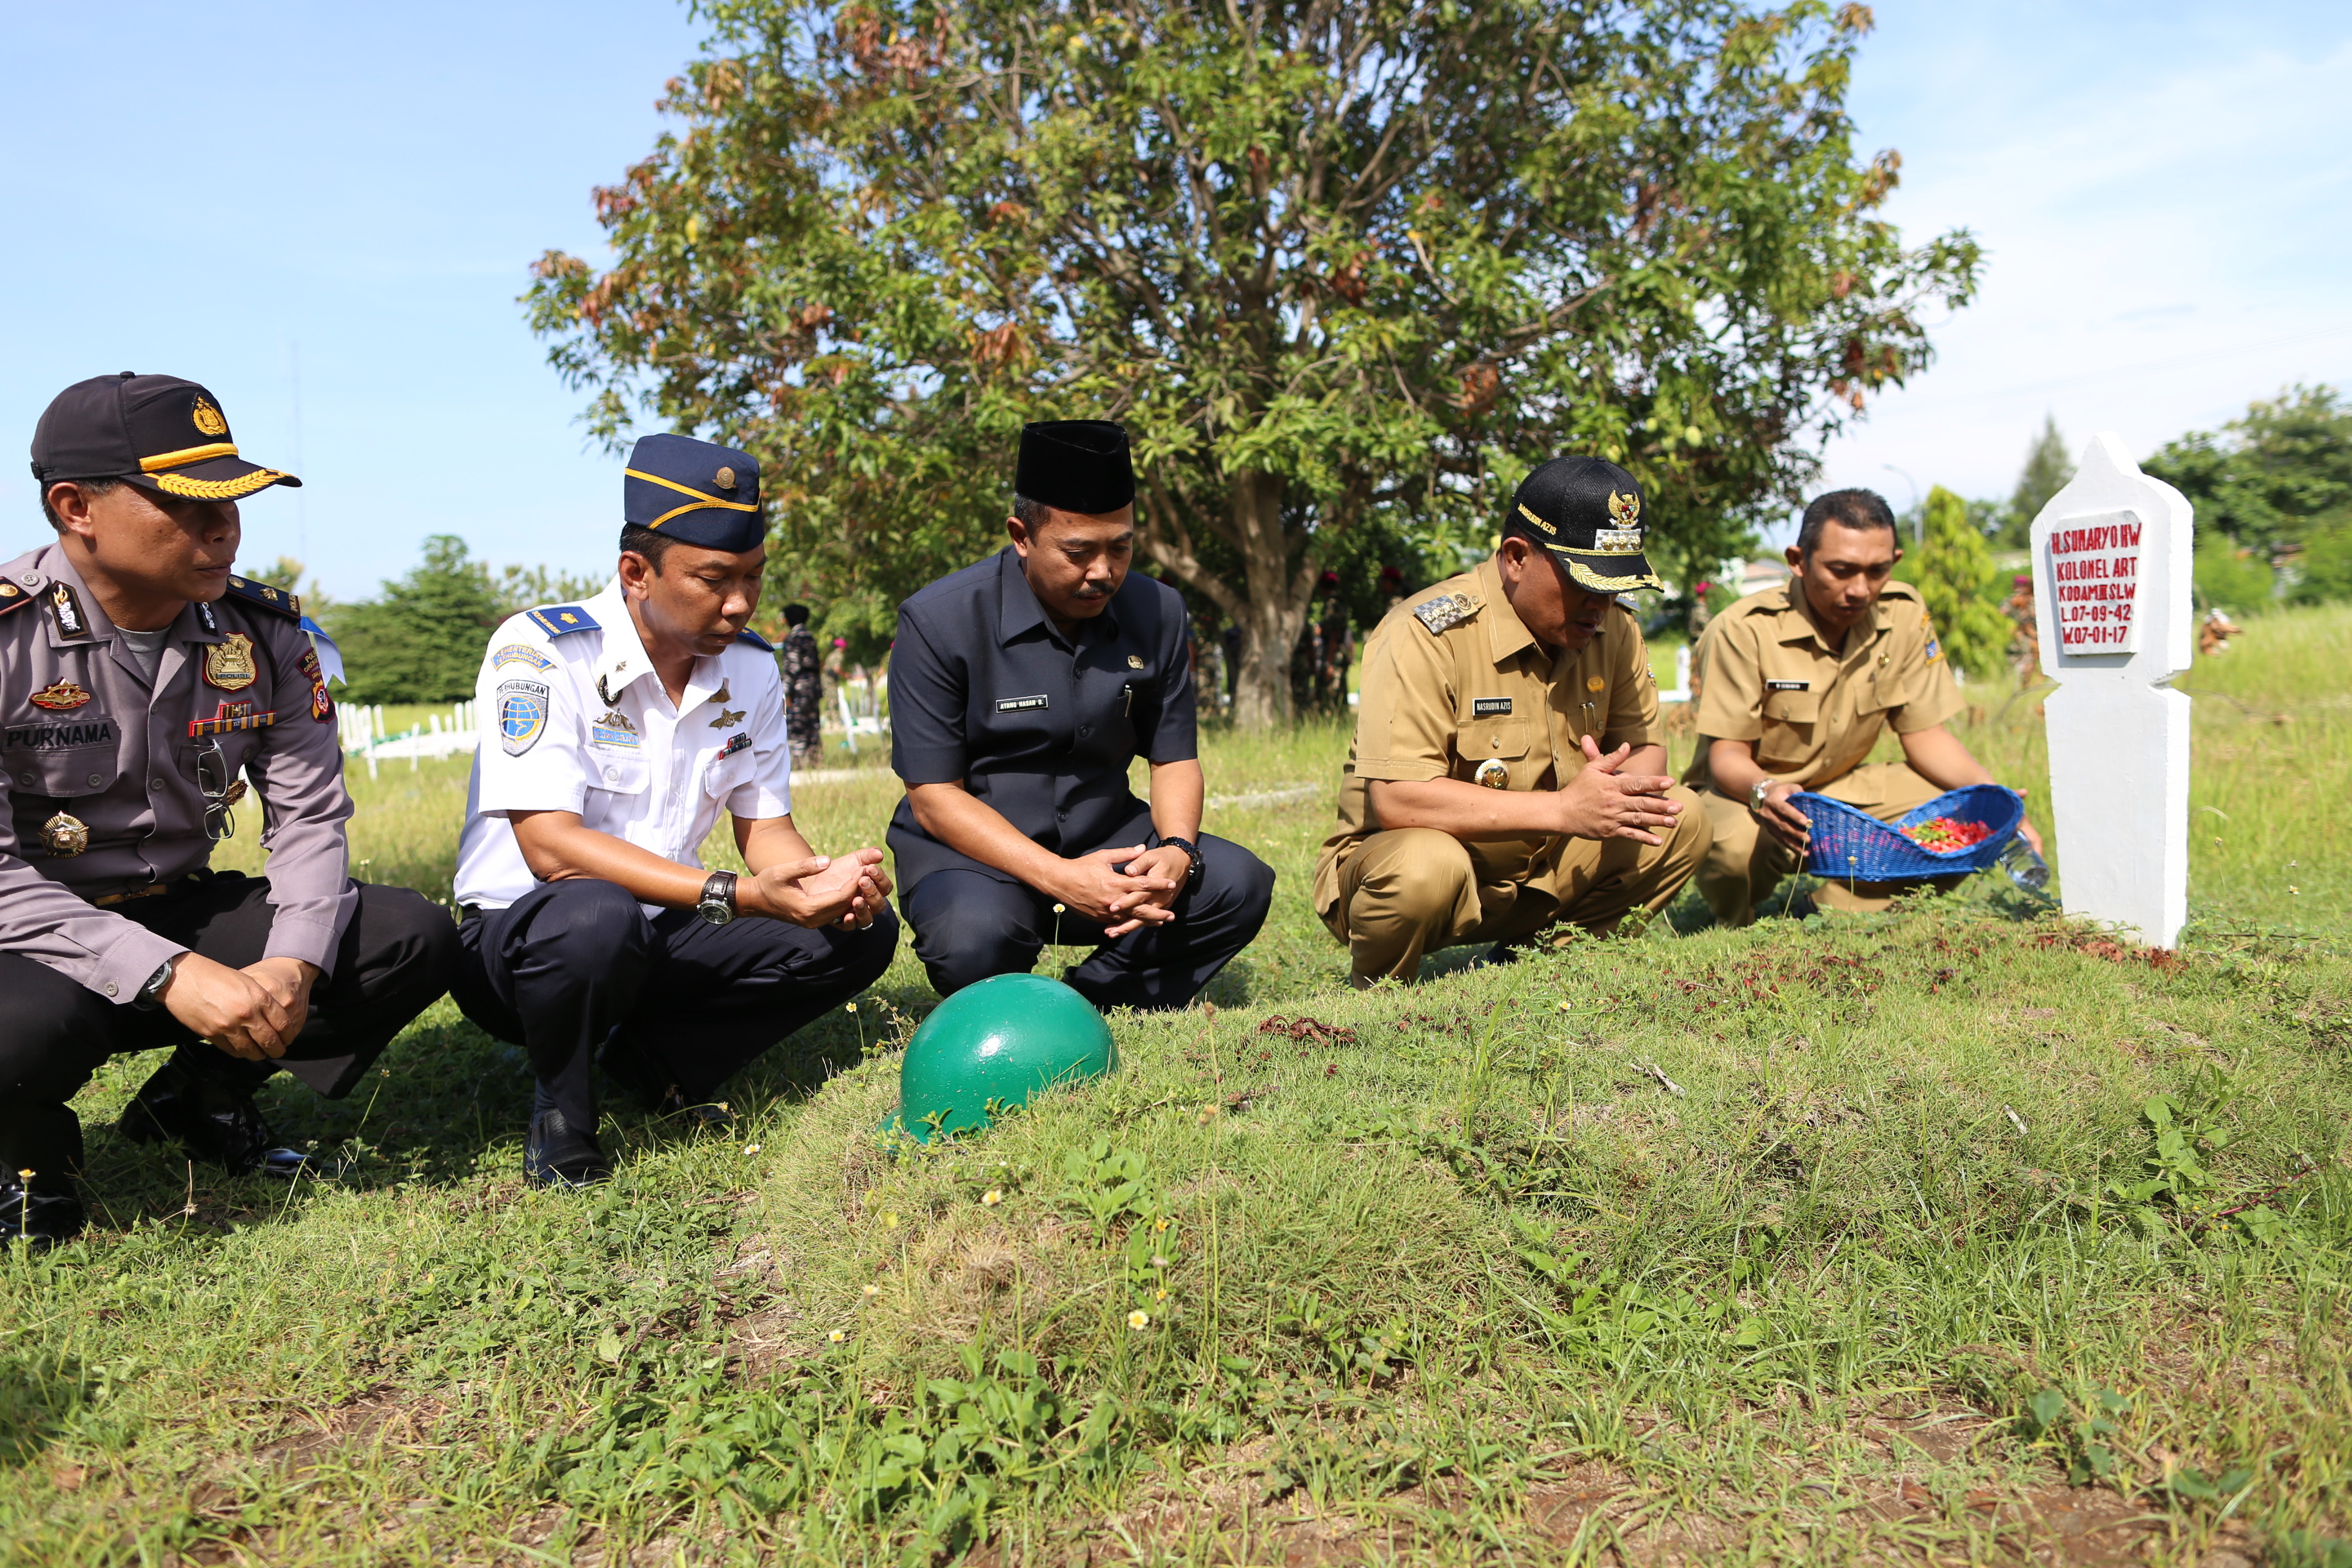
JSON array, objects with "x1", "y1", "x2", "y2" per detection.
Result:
[{"x1": 450, "y1": 433, "x2": 896, "y2": 1187}]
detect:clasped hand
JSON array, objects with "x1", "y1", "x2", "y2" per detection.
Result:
[
  {"x1": 1556, "y1": 735, "x2": 1681, "y2": 844},
  {"x1": 163, "y1": 954, "x2": 319, "y2": 1060},
  {"x1": 745, "y1": 847, "x2": 892, "y2": 930},
  {"x1": 1050, "y1": 843, "x2": 1186, "y2": 939}
]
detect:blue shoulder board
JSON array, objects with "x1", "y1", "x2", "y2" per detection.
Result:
[
  {"x1": 224, "y1": 574, "x2": 302, "y2": 620},
  {"x1": 526, "y1": 605, "x2": 600, "y2": 638},
  {"x1": 736, "y1": 627, "x2": 774, "y2": 652}
]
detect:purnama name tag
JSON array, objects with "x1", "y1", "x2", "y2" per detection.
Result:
[
  {"x1": 995, "y1": 694, "x2": 1048, "y2": 712},
  {"x1": 1471, "y1": 697, "x2": 1513, "y2": 716}
]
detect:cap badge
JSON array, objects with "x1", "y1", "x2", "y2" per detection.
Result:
[
  {"x1": 29, "y1": 681, "x2": 93, "y2": 711},
  {"x1": 1473, "y1": 758, "x2": 1511, "y2": 790},
  {"x1": 715, "y1": 466, "x2": 736, "y2": 489},
  {"x1": 1607, "y1": 490, "x2": 1640, "y2": 526},
  {"x1": 191, "y1": 395, "x2": 229, "y2": 438},
  {"x1": 204, "y1": 632, "x2": 259, "y2": 692},
  {"x1": 41, "y1": 811, "x2": 90, "y2": 858}
]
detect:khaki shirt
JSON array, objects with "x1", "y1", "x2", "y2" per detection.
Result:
[
  {"x1": 1315, "y1": 555, "x2": 1664, "y2": 916},
  {"x1": 1682, "y1": 576, "x2": 1961, "y2": 794},
  {"x1": 0, "y1": 542, "x2": 355, "y2": 1004}
]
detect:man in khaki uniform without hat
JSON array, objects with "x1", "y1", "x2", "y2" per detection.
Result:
[
  {"x1": 1685, "y1": 486, "x2": 2043, "y2": 924},
  {"x1": 1315, "y1": 457, "x2": 1709, "y2": 986}
]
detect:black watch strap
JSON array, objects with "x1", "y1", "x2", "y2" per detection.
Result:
[
  {"x1": 698, "y1": 870, "x2": 739, "y2": 923},
  {"x1": 1160, "y1": 836, "x2": 1205, "y2": 890}
]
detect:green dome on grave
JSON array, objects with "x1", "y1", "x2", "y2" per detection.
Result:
[{"x1": 890, "y1": 974, "x2": 1118, "y2": 1142}]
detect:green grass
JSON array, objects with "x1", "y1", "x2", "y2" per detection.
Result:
[{"x1": 5, "y1": 609, "x2": 2350, "y2": 1562}]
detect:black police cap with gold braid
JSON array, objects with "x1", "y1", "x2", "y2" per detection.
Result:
[
  {"x1": 31, "y1": 373, "x2": 300, "y2": 502},
  {"x1": 623, "y1": 433, "x2": 763, "y2": 553},
  {"x1": 1507, "y1": 455, "x2": 1665, "y2": 594}
]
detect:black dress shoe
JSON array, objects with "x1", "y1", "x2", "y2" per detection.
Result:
[
  {"x1": 0, "y1": 1176, "x2": 86, "y2": 1250},
  {"x1": 119, "y1": 1058, "x2": 311, "y2": 1180},
  {"x1": 525, "y1": 1108, "x2": 612, "y2": 1189}
]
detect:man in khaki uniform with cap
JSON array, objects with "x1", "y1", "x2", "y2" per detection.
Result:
[
  {"x1": 1316, "y1": 456, "x2": 1709, "y2": 985},
  {"x1": 1685, "y1": 487, "x2": 2043, "y2": 924}
]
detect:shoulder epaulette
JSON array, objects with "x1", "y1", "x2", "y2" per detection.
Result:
[
  {"x1": 224, "y1": 574, "x2": 302, "y2": 620},
  {"x1": 736, "y1": 627, "x2": 775, "y2": 652},
  {"x1": 0, "y1": 575, "x2": 34, "y2": 618},
  {"x1": 1411, "y1": 591, "x2": 1482, "y2": 636},
  {"x1": 526, "y1": 604, "x2": 600, "y2": 638}
]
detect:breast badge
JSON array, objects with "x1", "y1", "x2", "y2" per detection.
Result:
[
  {"x1": 41, "y1": 812, "x2": 90, "y2": 857},
  {"x1": 28, "y1": 681, "x2": 92, "y2": 711},
  {"x1": 497, "y1": 680, "x2": 551, "y2": 756},
  {"x1": 709, "y1": 707, "x2": 745, "y2": 730},
  {"x1": 1586, "y1": 674, "x2": 1607, "y2": 692},
  {"x1": 591, "y1": 709, "x2": 640, "y2": 749},
  {"x1": 1474, "y1": 758, "x2": 1511, "y2": 790},
  {"x1": 1127, "y1": 654, "x2": 1146, "y2": 670},
  {"x1": 204, "y1": 632, "x2": 259, "y2": 691}
]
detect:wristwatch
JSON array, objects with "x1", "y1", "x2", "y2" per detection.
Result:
[
  {"x1": 696, "y1": 870, "x2": 738, "y2": 926},
  {"x1": 132, "y1": 954, "x2": 179, "y2": 1012},
  {"x1": 1749, "y1": 778, "x2": 1782, "y2": 814},
  {"x1": 1159, "y1": 836, "x2": 1206, "y2": 893}
]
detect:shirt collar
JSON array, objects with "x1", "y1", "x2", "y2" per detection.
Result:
[
  {"x1": 587, "y1": 578, "x2": 658, "y2": 703},
  {"x1": 995, "y1": 545, "x2": 1121, "y2": 649},
  {"x1": 1774, "y1": 578, "x2": 1894, "y2": 659},
  {"x1": 1474, "y1": 555, "x2": 1540, "y2": 667}
]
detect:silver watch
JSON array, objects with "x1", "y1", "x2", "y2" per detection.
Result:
[
  {"x1": 696, "y1": 870, "x2": 738, "y2": 926},
  {"x1": 1749, "y1": 777, "x2": 1781, "y2": 814}
]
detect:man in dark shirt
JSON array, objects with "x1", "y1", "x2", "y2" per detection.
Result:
[
  {"x1": 887, "y1": 420, "x2": 1275, "y2": 1010},
  {"x1": 779, "y1": 603, "x2": 823, "y2": 770}
]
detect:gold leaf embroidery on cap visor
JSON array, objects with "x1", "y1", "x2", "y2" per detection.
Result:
[{"x1": 152, "y1": 468, "x2": 292, "y2": 501}]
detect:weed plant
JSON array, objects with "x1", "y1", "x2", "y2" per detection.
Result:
[{"x1": 2, "y1": 608, "x2": 2347, "y2": 1562}]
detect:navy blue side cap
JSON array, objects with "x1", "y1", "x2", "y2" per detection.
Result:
[
  {"x1": 526, "y1": 605, "x2": 600, "y2": 638},
  {"x1": 623, "y1": 432, "x2": 763, "y2": 553}
]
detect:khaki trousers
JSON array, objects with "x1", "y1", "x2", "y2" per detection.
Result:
[
  {"x1": 1693, "y1": 760, "x2": 1947, "y2": 926},
  {"x1": 1323, "y1": 785, "x2": 1710, "y2": 985}
]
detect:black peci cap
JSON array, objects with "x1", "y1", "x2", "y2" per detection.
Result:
[
  {"x1": 623, "y1": 432, "x2": 764, "y2": 552},
  {"x1": 31, "y1": 373, "x2": 300, "y2": 501},
  {"x1": 1014, "y1": 420, "x2": 1135, "y2": 516},
  {"x1": 1507, "y1": 456, "x2": 1664, "y2": 594}
]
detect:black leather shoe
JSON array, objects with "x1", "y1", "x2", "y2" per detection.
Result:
[
  {"x1": 0, "y1": 1176, "x2": 86, "y2": 1250},
  {"x1": 119, "y1": 1058, "x2": 311, "y2": 1180},
  {"x1": 525, "y1": 1108, "x2": 611, "y2": 1189}
]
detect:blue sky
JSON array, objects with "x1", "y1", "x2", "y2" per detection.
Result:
[{"x1": 3, "y1": 2, "x2": 2347, "y2": 593}]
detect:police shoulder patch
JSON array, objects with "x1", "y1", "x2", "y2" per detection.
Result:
[
  {"x1": 0, "y1": 575, "x2": 34, "y2": 618},
  {"x1": 526, "y1": 605, "x2": 600, "y2": 638},
  {"x1": 735, "y1": 627, "x2": 774, "y2": 652},
  {"x1": 1411, "y1": 592, "x2": 1482, "y2": 636},
  {"x1": 223, "y1": 574, "x2": 302, "y2": 620}
]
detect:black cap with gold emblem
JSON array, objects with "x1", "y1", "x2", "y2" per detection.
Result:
[
  {"x1": 30, "y1": 373, "x2": 300, "y2": 502},
  {"x1": 1506, "y1": 455, "x2": 1664, "y2": 594}
]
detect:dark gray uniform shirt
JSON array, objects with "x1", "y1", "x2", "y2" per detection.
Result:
[
  {"x1": 0, "y1": 543, "x2": 355, "y2": 1003},
  {"x1": 887, "y1": 548, "x2": 1196, "y2": 892}
]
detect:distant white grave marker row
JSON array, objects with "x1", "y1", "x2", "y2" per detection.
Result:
[{"x1": 2028, "y1": 434, "x2": 2193, "y2": 948}]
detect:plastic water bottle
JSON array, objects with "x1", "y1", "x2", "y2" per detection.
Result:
[{"x1": 1999, "y1": 838, "x2": 2050, "y2": 897}]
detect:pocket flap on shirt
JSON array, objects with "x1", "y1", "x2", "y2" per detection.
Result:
[
  {"x1": 703, "y1": 749, "x2": 753, "y2": 799},
  {"x1": 585, "y1": 751, "x2": 649, "y2": 795},
  {"x1": 1761, "y1": 687, "x2": 1821, "y2": 723},
  {"x1": 1456, "y1": 716, "x2": 1533, "y2": 760}
]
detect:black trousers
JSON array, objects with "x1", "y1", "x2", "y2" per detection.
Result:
[
  {"x1": 0, "y1": 872, "x2": 459, "y2": 1184},
  {"x1": 449, "y1": 879, "x2": 901, "y2": 1106},
  {"x1": 904, "y1": 833, "x2": 1275, "y2": 1012}
]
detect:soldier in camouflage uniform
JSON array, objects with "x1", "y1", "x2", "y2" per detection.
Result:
[{"x1": 779, "y1": 603, "x2": 824, "y2": 770}]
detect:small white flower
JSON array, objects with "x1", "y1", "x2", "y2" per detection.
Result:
[
  {"x1": 743, "y1": 1144, "x2": 762, "y2": 1155},
  {"x1": 981, "y1": 1188, "x2": 1003, "y2": 1206},
  {"x1": 1128, "y1": 1309, "x2": 1150, "y2": 1331},
  {"x1": 828, "y1": 1329, "x2": 847, "y2": 1343}
]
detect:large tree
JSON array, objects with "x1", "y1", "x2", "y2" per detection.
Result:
[{"x1": 529, "y1": 0, "x2": 1978, "y2": 726}]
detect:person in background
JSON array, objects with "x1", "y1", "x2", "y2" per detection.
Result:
[
  {"x1": 886, "y1": 420, "x2": 1275, "y2": 1010},
  {"x1": 0, "y1": 373, "x2": 457, "y2": 1246},
  {"x1": 448, "y1": 433, "x2": 896, "y2": 1188},
  {"x1": 1315, "y1": 457, "x2": 1709, "y2": 985},
  {"x1": 779, "y1": 602, "x2": 824, "y2": 770},
  {"x1": 1683, "y1": 487, "x2": 2044, "y2": 926}
]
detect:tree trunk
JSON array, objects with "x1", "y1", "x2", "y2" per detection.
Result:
[{"x1": 1223, "y1": 469, "x2": 1313, "y2": 732}]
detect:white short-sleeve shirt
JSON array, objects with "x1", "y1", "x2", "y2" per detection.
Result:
[{"x1": 453, "y1": 580, "x2": 794, "y2": 911}]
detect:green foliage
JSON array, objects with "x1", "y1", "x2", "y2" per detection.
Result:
[
  {"x1": 326, "y1": 537, "x2": 603, "y2": 704},
  {"x1": 1898, "y1": 484, "x2": 2010, "y2": 679},
  {"x1": 2146, "y1": 384, "x2": 2352, "y2": 559},
  {"x1": 2288, "y1": 509, "x2": 2352, "y2": 607},
  {"x1": 527, "y1": 0, "x2": 1979, "y2": 725},
  {"x1": 2195, "y1": 526, "x2": 2277, "y2": 612},
  {"x1": 1997, "y1": 412, "x2": 2075, "y2": 547}
]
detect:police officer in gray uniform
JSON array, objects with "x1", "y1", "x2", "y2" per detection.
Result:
[
  {"x1": 888, "y1": 420, "x2": 1275, "y2": 1010},
  {"x1": 0, "y1": 373, "x2": 458, "y2": 1246}
]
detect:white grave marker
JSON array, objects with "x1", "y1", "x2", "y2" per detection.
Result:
[{"x1": 2029, "y1": 433, "x2": 2193, "y2": 947}]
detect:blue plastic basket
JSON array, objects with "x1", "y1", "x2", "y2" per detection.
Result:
[{"x1": 1788, "y1": 783, "x2": 2024, "y2": 881}]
